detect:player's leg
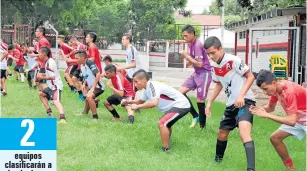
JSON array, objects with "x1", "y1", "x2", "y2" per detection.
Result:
[
  {"x1": 237, "y1": 100, "x2": 256, "y2": 171},
  {"x1": 86, "y1": 88, "x2": 104, "y2": 120},
  {"x1": 125, "y1": 97, "x2": 135, "y2": 124},
  {"x1": 13, "y1": 66, "x2": 19, "y2": 80},
  {"x1": 19, "y1": 66, "x2": 25, "y2": 83},
  {"x1": 158, "y1": 107, "x2": 190, "y2": 152},
  {"x1": 64, "y1": 65, "x2": 75, "y2": 91},
  {"x1": 39, "y1": 88, "x2": 52, "y2": 117},
  {"x1": 6, "y1": 59, "x2": 12, "y2": 77},
  {"x1": 52, "y1": 89, "x2": 66, "y2": 123},
  {"x1": 31, "y1": 70, "x2": 37, "y2": 89},
  {"x1": 180, "y1": 75, "x2": 200, "y2": 127},
  {"x1": 271, "y1": 124, "x2": 306, "y2": 169},
  {"x1": 104, "y1": 94, "x2": 122, "y2": 120},
  {"x1": 27, "y1": 71, "x2": 32, "y2": 88},
  {"x1": 195, "y1": 72, "x2": 212, "y2": 128},
  {"x1": 72, "y1": 69, "x2": 85, "y2": 101},
  {"x1": 215, "y1": 106, "x2": 235, "y2": 163},
  {"x1": 1, "y1": 70, "x2": 7, "y2": 96}
]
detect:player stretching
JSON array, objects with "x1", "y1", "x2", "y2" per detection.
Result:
[
  {"x1": 103, "y1": 64, "x2": 135, "y2": 123},
  {"x1": 75, "y1": 50, "x2": 104, "y2": 120},
  {"x1": 121, "y1": 69, "x2": 190, "y2": 152},
  {"x1": 7, "y1": 45, "x2": 25, "y2": 83},
  {"x1": 204, "y1": 36, "x2": 256, "y2": 171},
  {"x1": 0, "y1": 46, "x2": 9, "y2": 95},
  {"x1": 250, "y1": 70, "x2": 306, "y2": 170},
  {"x1": 36, "y1": 47, "x2": 66, "y2": 124},
  {"x1": 21, "y1": 43, "x2": 38, "y2": 89},
  {"x1": 180, "y1": 25, "x2": 212, "y2": 128}
]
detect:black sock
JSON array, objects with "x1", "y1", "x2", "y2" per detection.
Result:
[
  {"x1": 93, "y1": 114, "x2": 98, "y2": 119},
  {"x1": 78, "y1": 91, "x2": 82, "y2": 95},
  {"x1": 197, "y1": 102, "x2": 206, "y2": 128},
  {"x1": 60, "y1": 114, "x2": 65, "y2": 119},
  {"x1": 46, "y1": 108, "x2": 52, "y2": 114},
  {"x1": 128, "y1": 115, "x2": 134, "y2": 124},
  {"x1": 183, "y1": 94, "x2": 199, "y2": 118},
  {"x1": 216, "y1": 139, "x2": 228, "y2": 159},
  {"x1": 244, "y1": 141, "x2": 255, "y2": 170},
  {"x1": 109, "y1": 109, "x2": 120, "y2": 118},
  {"x1": 0, "y1": 88, "x2": 3, "y2": 91},
  {"x1": 27, "y1": 79, "x2": 32, "y2": 88},
  {"x1": 69, "y1": 85, "x2": 74, "y2": 91}
]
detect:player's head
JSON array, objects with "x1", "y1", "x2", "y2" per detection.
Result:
[
  {"x1": 103, "y1": 55, "x2": 112, "y2": 65},
  {"x1": 56, "y1": 35, "x2": 65, "y2": 44},
  {"x1": 69, "y1": 35, "x2": 78, "y2": 46},
  {"x1": 104, "y1": 64, "x2": 117, "y2": 79},
  {"x1": 13, "y1": 41, "x2": 19, "y2": 46},
  {"x1": 132, "y1": 69, "x2": 150, "y2": 90},
  {"x1": 256, "y1": 70, "x2": 278, "y2": 96},
  {"x1": 182, "y1": 25, "x2": 196, "y2": 43},
  {"x1": 39, "y1": 46, "x2": 51, "y2": 59},
  {"x1": 21, "y1": 43, "x2": 29, "y2": 51},
  {"x1": 122, "y1": 33, "x2": 132, "y2": 47},
  {"x1": 35, "y1": 26, "x2": 46, "y2": 38},
  {"x1": 75, "y1": 50, "x2": 87, "y2": 64},
  {"x1": 86, "y1": 32, "x2": 97, "y2": 44},
  {"x1": 33, "y1": 38, "x2": 38, "y2": 46},
  {"x1": 7, "y1": 44, "x2": 15, "y2": 53},
  {"x1": 204, "y1": 36, "x2": 223, "y2": 63}
]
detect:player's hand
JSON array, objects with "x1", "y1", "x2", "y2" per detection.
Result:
[
  {"x1": 36, "y1": 74, "x2": 43, "y2": 81},
  {"x1": 205, "y1": 102, "x2": 212, "y2": 117},
  {"x1": 107, "y1": 81, "x2": 113, "y2": 88},
  {"x1": 131, "y1": 104, "x2": 139, "y2": 110},
  {"x1": 249, "y1": 106, "x2": 268, "y2": 118},
  {"x1": 180, "y1": 51, "x2": 188, "y2": 58},
  {"x1": 86, "y1": 89, "x2": 94, "y2": 97},
  {"x1": 121, "y1": 99, "x2": 128, "y2": 105},
  {"x1": 235, "y1": 95, "x2": 245, "y2": 108}
]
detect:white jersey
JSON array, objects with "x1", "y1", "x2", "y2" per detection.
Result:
[
  {"x1": 0, "y1": 48, "x2": 7, "y2": 69},
  {"x1": 141, "y1": 81, "x2": 190, "y2": 112},
  {"x1": 125, "y1": 46, "x2": 141, "y2": 78},
  {"x1": 24, "y1": 55, "x2": 37, "y2": 71},
  {"x1": 211, "y1": 53, "x2": 255, "y2": 106},
  {"x1": 45, "y1": 58, "x2": 63, "y2": 90},
  {"x1": 80, "y1": 60, "x2": 104, "y2": 89}
]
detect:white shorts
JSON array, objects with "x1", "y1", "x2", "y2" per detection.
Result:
[{"x1": 279, "y1": 123, "x2": 307, "y2": 140}]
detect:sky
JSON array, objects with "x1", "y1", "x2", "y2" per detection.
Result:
[{"x1": 185, "y1": 0, "x2": 214, "y2": 14}]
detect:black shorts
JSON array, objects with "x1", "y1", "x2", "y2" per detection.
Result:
[
  {"x1": 159, "y1": 107, "x2": 190, "y2": 128},
  {"x1": 219, "y1": 99, "x2": 256, "y2": 131},
  {"x1": 7, "y1": 58, "x2": 13, "y2": 66},
  {"x1": 0, "y1": 69, "x2": 6, "y2": 79},
  {"x1": 72, "y1": 69, "x2": 81, "y2": 79},
  {"x1": 27, "y1": 70, "x2": 37, "y2": 80},
  {"x1": 42, "y1": 87, "x2": 62, "y2": 101},
  {"x1": 107, "y1": 94, "x2": 133, "y2": 106},
  {"x1": 65, "y1": 65, "x2": 78, "y2": 75},
  {"x1": 39, "y1": 68, "x2": 46, "y2": 73},
  {"x1": 93, "y1": 88, "x2": 104, "y2": 98},
  {"x1": 14, "y1": 65, "x2": 24, "y2": 73}
]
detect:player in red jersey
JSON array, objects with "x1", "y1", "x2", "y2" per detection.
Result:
[
  {"x1": 86, "y1": 32, "x2": 102, "y2": 73},
  {"x1": 7, "y1": 45, "x2": 25, "y2": 83}
]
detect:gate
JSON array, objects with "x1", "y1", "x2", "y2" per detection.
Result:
[{"x1": 14, "y1": 24, "x2": 30, "y2": 45}]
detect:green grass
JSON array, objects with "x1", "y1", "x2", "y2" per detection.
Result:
[{"x1": 1, "y1": 71, "x2": 306, "y2": 171}]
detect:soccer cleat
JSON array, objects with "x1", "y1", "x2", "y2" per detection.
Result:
[
  {"x1": 58, "y1": 119, "x2": 67, "y2": 124},
  {"x1": 128, "y1": 115, "x2": 134, "y2": 124},
  {"x1": 47, "y1": 113, "x2": 53, "y2": 117},
  {"x1": 162, "y1": 147, "x2": 170, "y2": 152},
  {"x1": 78, "y1": 94, "x2": 85, "y2": 102},
  {"x1": 214, "y1": 155, "x2": 223, "y2": 164},
  {"x1": 2, "y1": 91, "x2": 7, "y2": 96},
  {"x1": 190, "y1": 116, "x2": 199, "y2": 128},
  {"x1": 247, "y1": 169, "x2": 255, "y2": 171}
]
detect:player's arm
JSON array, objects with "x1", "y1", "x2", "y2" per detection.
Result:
[
  {"x1": 9, "y1": 54, "x2": 19, "y2": 62},
  {"x1": 0, "y1": 51, "x2": 9, "y2": 61},
  {"x1": 88, "y1": 47, "x2": 95, "y2": 61},
  {"x1": 88, "y1": 63, "x2": 101, "y2": 92},
  {"x1": 181, "y1": 52, "x2": 203, "y2": 68},
  {"x1": 133, "y1": 98, "x2": 158, "y2": 109},
  {"x1": 262, "y1": 103, "x2": 277, "y2": 113},
  {"x1": 121, "y1": 60, "x2": 136, "y2": 70}
]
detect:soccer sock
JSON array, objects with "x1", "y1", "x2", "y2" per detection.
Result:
[
  {"x1": 183, "y1": 94, "x2": 199, "y2": 118},
  {"x1": 244, "y1": 141, "x2": 255, "y2": 170},
  {"x1": 92, "y1": 114, "x2": 98, "y2": 119},
  {"x1": 283, "y1": 158, "x2": 295, "y2": 168},
  {"x1": 46, "y1": 108, "x2": 52, "y2": 114},
  {"x1": 69, "y1": 85, "x2": 75, "y2": 91},
  {"x1": 197, "y1": 102, "x2": 206, "y2": 128},
  {"x1": 216, "y1": 139, "x2": 228, "y2": 159},
  {"x1": 78, "y1": 91, "x2": 83, "y2": 95},
  {"x1": 109, "y1": 109, "x2": 120, "y2": 118},
  {"x1": 60, "y1": 114, "x2": 65, "y2": 119},
  {"x1": 27, "y1": 79, "x2": 32, "y2": 88}
]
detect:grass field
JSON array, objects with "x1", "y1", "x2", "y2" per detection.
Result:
[{"x1": 1, "y1": 71, "x2": 306, "y2": 171}]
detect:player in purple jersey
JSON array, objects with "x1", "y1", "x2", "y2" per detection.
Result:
[{"x1": 179, "y1": 25, "x2": 212, "y2": 129}]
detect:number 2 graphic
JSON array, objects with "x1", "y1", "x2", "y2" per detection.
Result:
[{"x1": 20, "y1": 119, "x2": 35, "y2": 146}]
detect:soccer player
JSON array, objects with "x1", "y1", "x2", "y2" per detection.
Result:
[
  {"x1": 0, "y1": 39, "x2": 11, "y2": 78},
  {"x1": 102, "y1": 55, "x2": 127, "y2": 77},
  {"x1": 180, "y1": 25, "x2": 212, "y2": 128},
  {"x1": 21, "y1": 43, "x2": 38, "y2": 89},
  {"x1": 119, "y1": 33, "x2": 141, "y2": 83},
  {"x1": 13, "y1": 41, "x2": 23, "y2": 53},
  {"x1": 86, "y1": 32, "x2": 102, "y2": 73},
  {"x1": 250, "y1": 70, "x2": 306, "y2": 170},
  {"x1": 7, "y1": 45, "x2": 25, "y2": 83},
  {"x1": 56, "y1": 35, "x2": 77, "y2": 92},
  {"x1": 75, "y1": 50, "x2": 104, "y2": 120},
  {"x1": 36, "y1": 47, "x2": 66, "y2": 123},
  {"x1": 103, "y1": 64, "x2": 135, "y2": 123},
  {"x1": 0, "y1": 46, "x2": 9, "y2": 95},
  {"x1": 204, "y1": 36, "x2": 256, "y2": 171},
  {"x1": 121, "y1": 69, "x2": 191, "y2": 152}
]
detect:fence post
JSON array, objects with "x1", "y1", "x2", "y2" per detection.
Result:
[{"x1": 165, "y1": 41, "x2": 169, "y2": 68}]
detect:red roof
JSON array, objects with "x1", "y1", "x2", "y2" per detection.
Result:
[{"x1": 190, "y1": 15, "x2": 221, "y2": 26}]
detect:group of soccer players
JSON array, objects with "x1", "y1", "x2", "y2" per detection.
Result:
[{"x1": 0, "y1": 24, "x2": 306, "y2": 171}]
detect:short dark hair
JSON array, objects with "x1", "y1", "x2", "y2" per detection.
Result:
[
  {"x1": 132, "y1": 69, "x2": 150, "y2": 81},
  {"x1": 103, "y1": 55, "x2": 112, "y2": 62},
  {"x1": 181, "y1": 24, "x2": 195, "y2": 35},
  {"x1": 75, "y1": 50, "x2": 87, "y2": 58},
  {"x1": 88, "y1": 32, "x2": 97, "y2": 43},
  {"x1": 256, "y1": 69, "x2": 277, "y2": 87},
  {"x1": 40, "y1": 46, "x2": 51, "y2": 57},
  {"x1": 203, "y1": 36, "x2": 222, "y2": 49},
  {"x1": 69, "y1": 35, "x2": 77, "y2": 41},
  {"x1": 104, "y1": 64, "x2": 117, "y2": 73},
  {"x1": 57, "y1": 35, "x2": 65, "y2": 40},
  {"x1": 37, "y1": 26, "x2": 46, "y2": 36},
  {"x1": 123, "y1": 33, "x2": 132, "y2": 42},
  {"x1": 21, "y1": 43, "x2": 28, "y2": 47},
  {"x1": 8, "y1": 44, "x2": 15, "y2": 50}
]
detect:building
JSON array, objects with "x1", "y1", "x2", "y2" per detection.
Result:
[{"x1": 227, "y1": 6, "x2": 306, "y2": 84}]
